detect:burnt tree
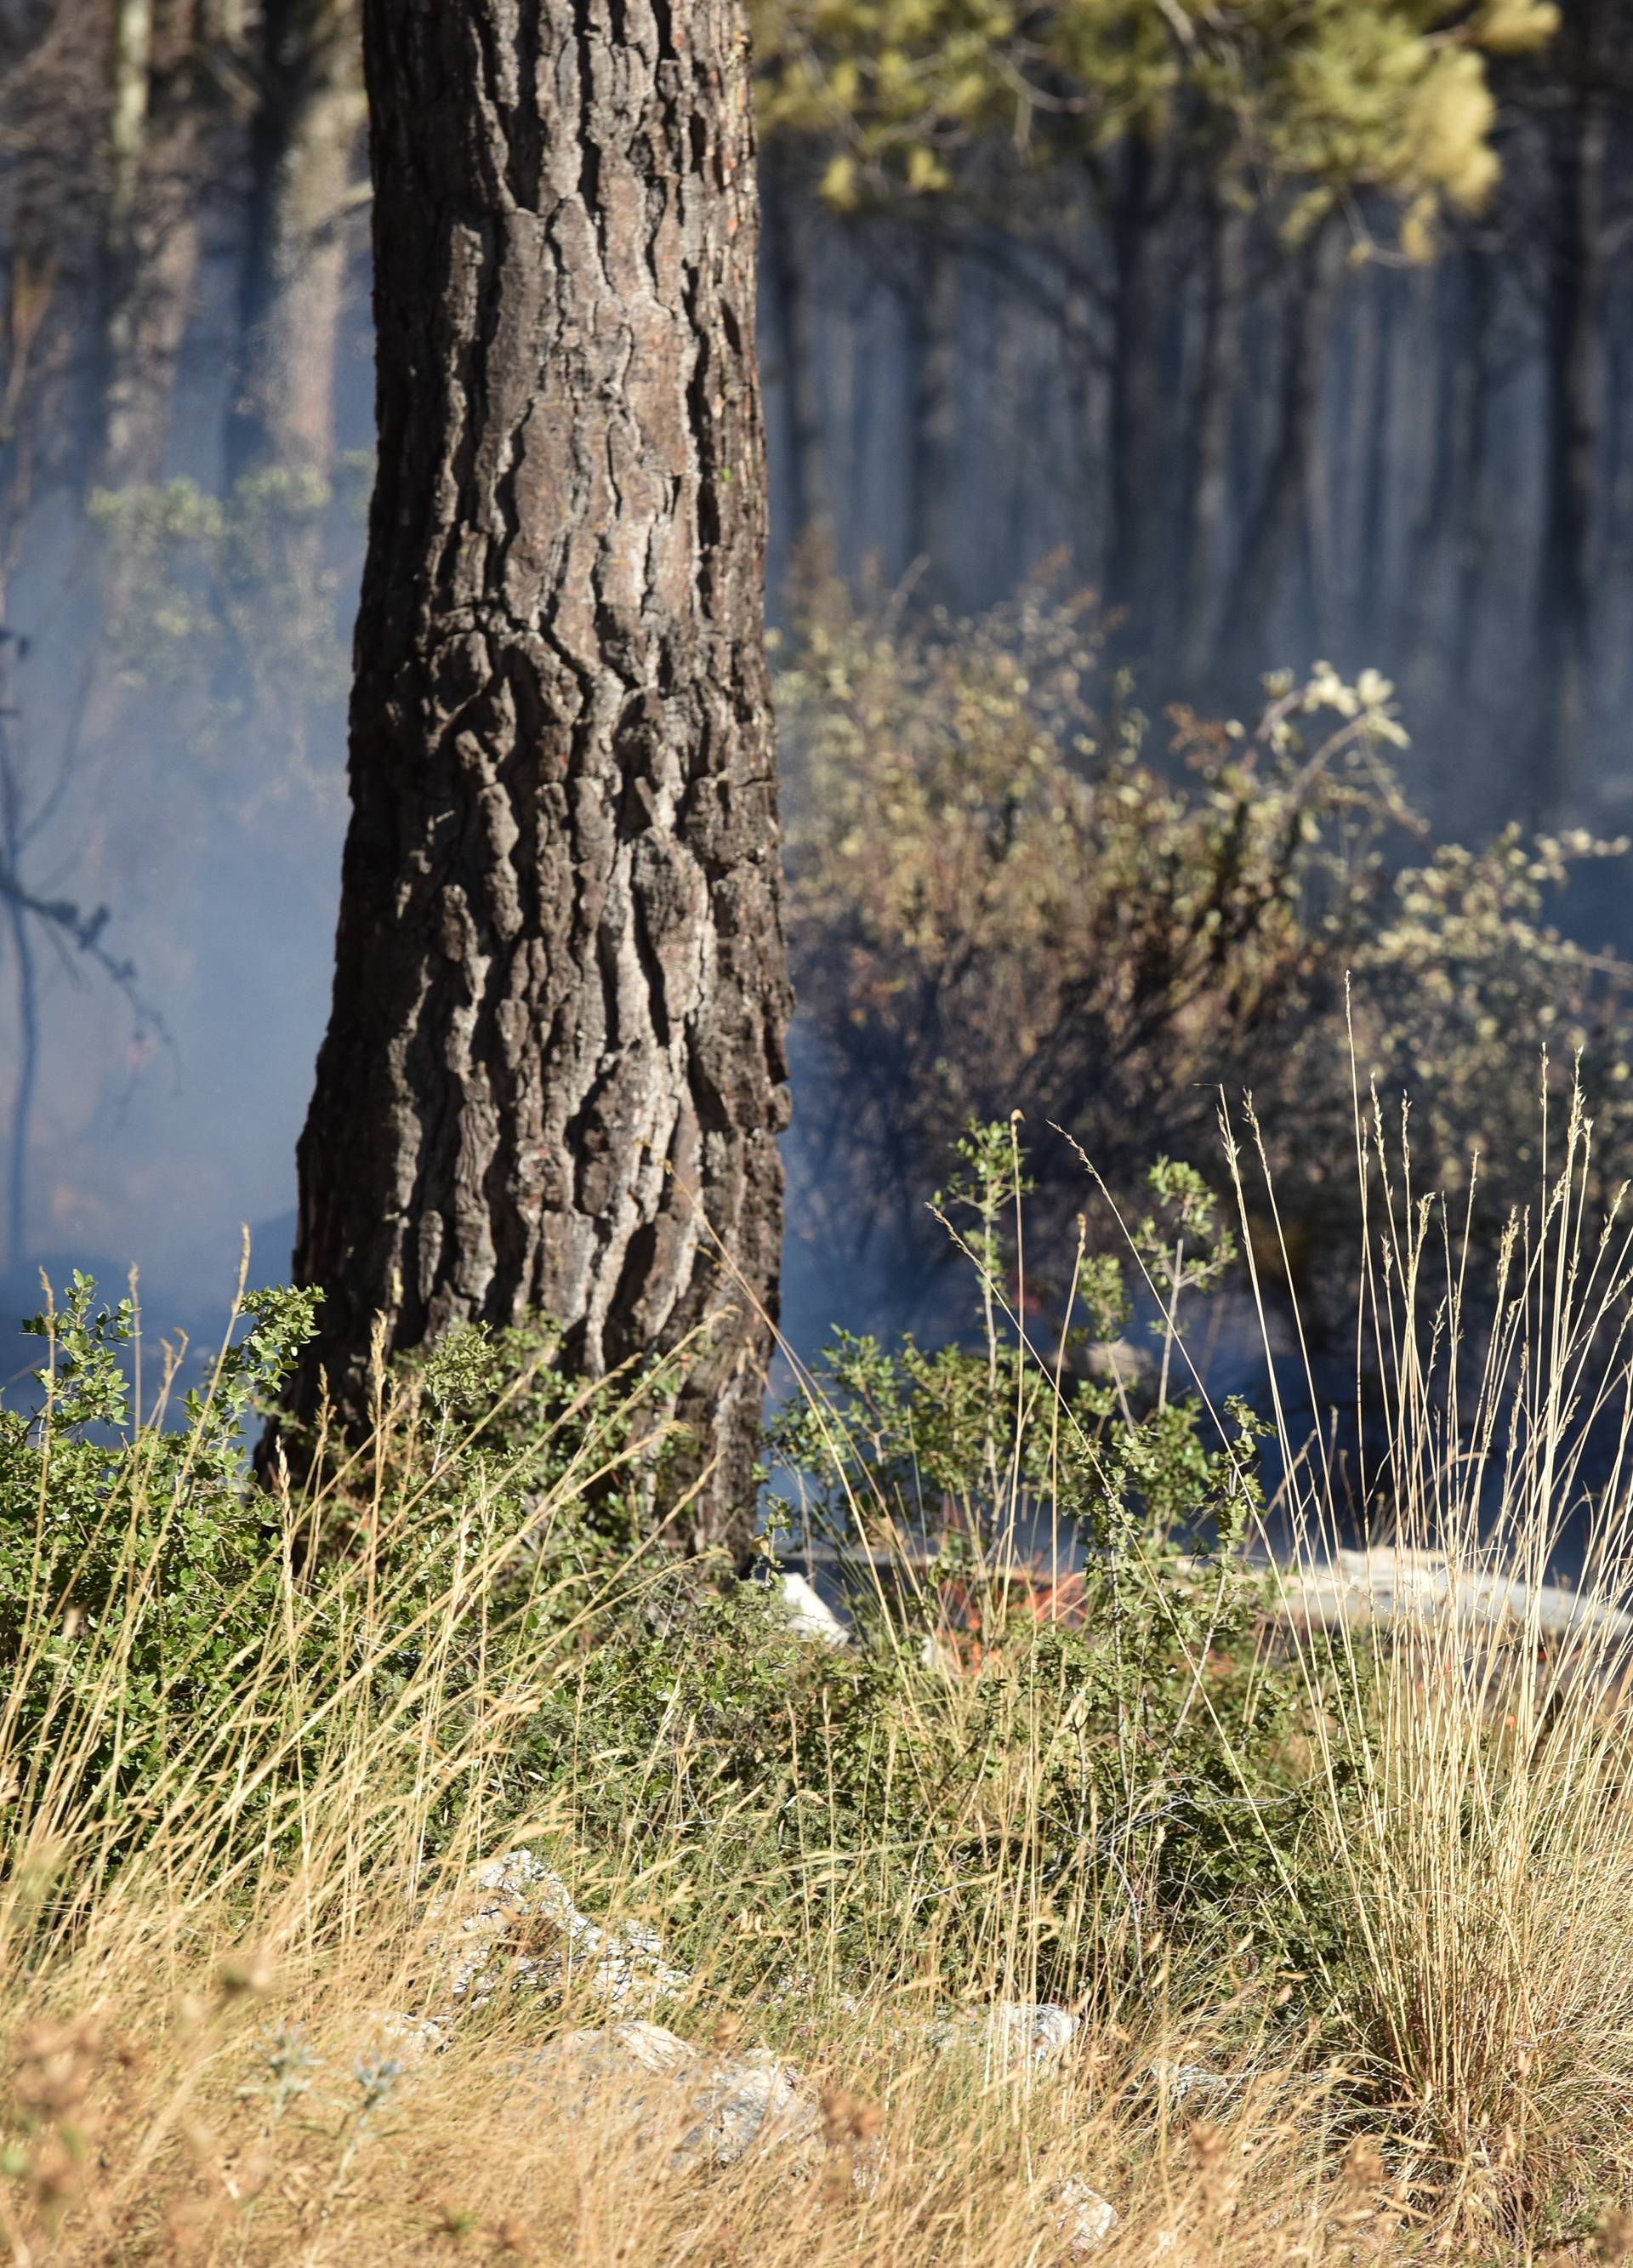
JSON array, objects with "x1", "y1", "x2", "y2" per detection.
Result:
[
  {"x1": 283, "y1": 0, "x2": 791, "y2": 1552},
  {"x1": 226, "y1": 0, "x2": 366, "y2": 483}
]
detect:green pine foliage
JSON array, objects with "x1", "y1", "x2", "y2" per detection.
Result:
[{"x1": 755, "y1": 0, "x2": 1559, "y2": 253}]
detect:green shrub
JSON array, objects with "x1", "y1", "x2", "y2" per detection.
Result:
[
  {"x1": 779, "y1": 573, "x2": 1633, "y2": 1317},
  {"x1": 0, "y1": 1273, "x2": 320, "y2": 1826},
  {"x1": 0, "y1": 1276, "x2": 680, "y2": 1878},
  {"x1": 510, "y1": 1126, "x2": 1341, "y2": 2011},
  {"x1": 0, "y1": 1117, "x2": 1360, "y2": 2018},
  {"x1": 513, "y1": 1570, "x2": 1329, "y2": 2009},
  {"x1": 0, "y1": 1132, "x2": 1355, "y2": 2025}
]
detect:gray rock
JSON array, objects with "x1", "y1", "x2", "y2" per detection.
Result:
[
  {"x1": 358, "y1": 2009, "x2": 449, "y2": 2068},
  {"x1": 1272, "y1": 1546, "x2": 1633, "y2": 1641},
  {"x1": 516, "y1": 2020, "x2": 824, "y2": 2174},
  {"x1": 680, "y1": 2044, "x2": 824, "y2": 2170},
  {"x1": 930, "y1": 1999, "x2": 1080, "y2": 2070},
  {"x1": 1047, "y1": 2174, "x2": 1120, "y2": 2255},
  {"x1": 425, "y1": 1850, "x2": 690, "y2": 2016}
]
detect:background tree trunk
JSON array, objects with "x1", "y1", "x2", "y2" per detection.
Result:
[
  {"x1": 761, "y1": 138, "x2": 833, "y2": 560},
  {"x1": 1451, "y1": 256, "x2": 1497, "y2": 701},
  {"x1": 1532, "y1": 13, "x2": 1607, "y2": 823},
  {"x1": 96, "y1": 0, "x2": 174, "y2": 487},
  {"x1": 225, "y1": 0, "x2": 364, "y2": 483},
  {"x1": 282, "y1": 0, "x2": 790, "y2": 1556},
  {"x1": 1105, "y1": 135, "x2": 1177, "y2": 648},
  {"x1": 1215, "y1": 219, "x2": 1342, "y2": 689},
  {"x1": 1354, "y1": 260, "x2": 1397, "y2": 655},
  {"x1": 905, "y1": 229, "x2": 961, "y2": 605},
  {"x1": 108, "y1": 0, "x2": 213, "y2": 483},
  {"x1": 1175, "y1": 190, "x2": 1248, "y2": 688}
]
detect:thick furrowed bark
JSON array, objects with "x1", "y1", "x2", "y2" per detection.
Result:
[{"x1": 283, "y1": 0, "x2": 790, "y2": 1554}]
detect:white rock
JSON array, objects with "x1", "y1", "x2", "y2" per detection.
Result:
[
  {"x1": 680, "y1": 2044, "x2": 824, "y2": 2170},
  {"x1": 930, "y1": 2000, "x2": 1079, "y2": 2071},
  {"x1": 425, "y1": 1850, "x2": 690, "y2": 2017},
  {"x1": 776, "y1": 1570, "x2": 851, "y2": 1647},
  {"x1": 1272, "y1": 1547, "x2": 1633, "y2": 1640},
  {"x1": 512, "y1": 2020, "x2": 699, "y2": 2163},
  {"x1": 517, "y1": 2020, "x2": 824, "y2": 2174},
  {"x1": 1083, "y1": 1337, "x2": 1157, "y2": 1391},
  {"x1": 1047, "y1": 2174, "x2": 1120, "y2": 2255},
  {"x1": 359, "y1": 2009, "x2": 449, "y2": 2068},
  {"x1": 1149, "y1": 2057, "x2": 1235, "y2": 2105}
]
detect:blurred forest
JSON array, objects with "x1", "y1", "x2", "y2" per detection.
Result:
[{"x1": 2, "y1": 0, "x2": 1631, "y2": 1353}]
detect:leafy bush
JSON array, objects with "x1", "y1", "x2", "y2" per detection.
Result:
[
  {"x1": 0, "y1": 1276, "x2": 683, "y2": 1879},
  {"x1": 779, "y1": 572, "x2": 1633, "y2": 1319},
  {"x1": 88, "y1": 467, "x2": 367, "y2": 801},
  {"x1": 0, "y1": 1274, "x2": 320, "y2": 1824},
  {"x1": 768, "y1": 1124, "x2": 1243, "y2": 1551},
  {"x1": 508, "y1": 1126, "x2": 1332, "y2": 2008},
  {"x1": 0, "y1": 1137, "x2": 1329, "y2": 2017},
  {"x1": 512, "y1": 1577, "x2": 1327, "y2": 2009}
]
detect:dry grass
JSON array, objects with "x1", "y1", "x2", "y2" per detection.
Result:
[
  {"x1": 10, "y1": 1091, "x2": 1633, "y2": 2262},
  {"x1": 0, "y1": 1890, "x2": 1426, "y2": 2267}
]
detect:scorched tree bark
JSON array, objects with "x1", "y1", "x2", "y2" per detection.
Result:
[{"x1": 282, "y1": 0, "x2": 791, "y2": 1553}]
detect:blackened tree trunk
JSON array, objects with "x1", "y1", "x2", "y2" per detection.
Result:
[
  {"x1": 283, "y1": 0, "x2": 791, "y2": 1555},
  {"x1": 1105, "y1": 134, "x2": 1178, "y2": 648},
  {"x1": 99, "y1": 0, "x2": 207, "y2": 490},
  {"x1": 1451, "y1": 254, "x2": 1497, "y2": 700},
  {"x1": 1354, "y1": 261, "x2": 1397, "y2": 654},
  {"x1": 1175, "y1": 188, "x2": 1248, "y2": 689},
  {"x1": 1532, "y1": 20, "x2": 1607, "y2": 823},
  {"x1": 225, "y1": 0, "x2": 365, "y2": 482},
  {"x1": 905, "y1": 230, "x2": 961, "y2": 606},
  {"x1": 761, "y1": 138, "x2": 833, "y2": 557},
  {"x1": 1398, "y1": 249, "x2": 1483, "y2": 702},
  {"x1": 1215, "y1": 218, "x2": 1342, "y2": 689}
]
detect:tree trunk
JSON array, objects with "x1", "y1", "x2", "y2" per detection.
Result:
[
  {"x1": 1215, "y1": 219, "x2": 1342, "y2": 687},
  {"x1": 99, "y1": 0, "x2": 209, "y2": 490},
  {"x1": 1354, "y1": 262, "x2": 1397, "y2": 655},
  {"x1": 1175, "y1": 190, "x2": 1248, "y2": 690},
  {"x1": 1531, "y1": 43, "x2": 1607, "y2": 823},
  {"x1": 1105, "y1": 134, "x2": 1175, "y2": 649},
  {"x1": 1399, "y1": 249, "x2": 1482, "y2": 702},
  {"x1": 1059, "y1": 230, "x2": 1101, "y2": 590},
  {"x1": 760, "y1": 140, "x2": 832, "y2": 561},
  {"x1": 282, "y1": 0, "x2": 791, "y2": 1557},
  {"x1": 106, "y1": 0, "x2": 153, "y2": 259},
  {"x1": 905, "y1": 229, "x2": 961, "y2": 606},
  {"x1": 225, "y1": 0, "x2": 365, "y2": 482},
  {"x1": 91, "y1": 0, "x2": 208, "y2": 772},
  {"x1": 1451, "y1": 254, "x2": 1497, "y2": 701}
]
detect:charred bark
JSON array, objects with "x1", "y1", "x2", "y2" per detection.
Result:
[
  {"x1": 905, "y1": 229, "x2": 961, "y2": 606},
  {"x1": 99, "y1": 0, "x2": 206, "y2": 489},
  {"x1": 1532, "y1": 23, "x2": 1607, "y2": 823},
  {"x1": 1215, "y1": 219, "x2": 1343, "y2": 688},
  {"x1": 281, "y1": 0, "x2": 791, "y2": 1555},
  {"x1": 1175, "y1": 189, "x2": 1249, "y2": 689},
  {"x1": 226, "y1": 0, "x2": 365, "y2": 481}
]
